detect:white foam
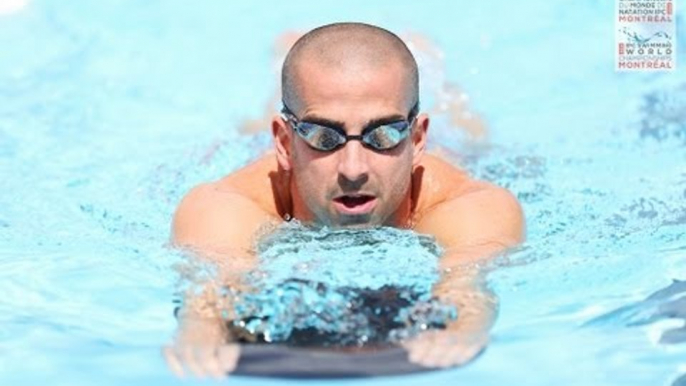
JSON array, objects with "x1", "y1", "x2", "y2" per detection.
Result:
[{"x1": 0, "y1": 0, "x2": 29, "y2": 16}]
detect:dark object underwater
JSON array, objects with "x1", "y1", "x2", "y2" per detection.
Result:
[
  {"x1": 224, "y1": 282, "x2": 455, "y2": 378},
  {"x1": 231, "y1": 344, "x2": 430, "y2": 378},
  {"x1": 228, "y1": 281, "x2": 450, "y2": 347},
  {"x1": 585, "y1": 278, "x2": 686, "y2": 344}
]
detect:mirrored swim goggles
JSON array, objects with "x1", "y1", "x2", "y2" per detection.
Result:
[{"x1": 280, "y1": 101, "x2": 419, "y2": 152}]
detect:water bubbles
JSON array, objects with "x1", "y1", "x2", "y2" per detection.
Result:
[
  {"x1": 639, "y1": 83, "x2": 686, "y2": 145},
  {"x1": 221, "y1": 224, "x2": 457, "y2": 348}
]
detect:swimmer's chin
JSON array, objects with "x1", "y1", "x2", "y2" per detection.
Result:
[
  {"x1": 303, "y1": 210, "x2": 385, "y2": 229},
  {"x1": 329, "y1": 214, "x2": 380, "y2": 229}
]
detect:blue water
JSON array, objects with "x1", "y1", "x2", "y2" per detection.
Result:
[{"x1": 1, "y1": 0, "x2": 685, "y2": 385}]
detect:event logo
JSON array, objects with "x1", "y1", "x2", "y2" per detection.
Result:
[{"x1": 616, "y1": 0, "x2": 677, "y2": 71}]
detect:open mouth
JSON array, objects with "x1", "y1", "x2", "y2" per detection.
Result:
[{"x1": 333, "y1": 194, "x2": 377, "y2": 215}]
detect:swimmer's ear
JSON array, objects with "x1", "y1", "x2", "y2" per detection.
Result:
[
  {"x1": 411, "y1": 113, "x2": 429, "y2": 167},
  {"x1": 272, "y1": 115, "x2": 293, "y2": 171}
]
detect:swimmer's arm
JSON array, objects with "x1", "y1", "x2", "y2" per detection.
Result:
[
  {"x1": 417, "y1": 183, "x2": 524, "y2": 316},
  {"x1": 166, "y1": 183, "x2": 272, "y2": 377},
  {"x1": 415, "y1": 182, "x2": 525, "y2": 262},
  {"x1": 172, "y1": 182, "x2": 275, "y2": 258},
  {"x1": 171, "y1": 183, "x2": 270, "y2": 341},
  {"x1": 407, "y1": 184, "x2": 524, "y2": 366}
]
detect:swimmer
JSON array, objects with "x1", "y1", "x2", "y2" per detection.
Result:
[{"x1": 163, "y1": 22, "x2": 525, "y2": 378}]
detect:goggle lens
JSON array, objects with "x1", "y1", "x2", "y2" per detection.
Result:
[{"x1": 294, "y1": 121, "x2": 411, "y2": 152}]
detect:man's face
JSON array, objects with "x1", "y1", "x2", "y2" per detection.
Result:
[{"x1": 277, "y1": 61, "x2": 425, "y2": 227}]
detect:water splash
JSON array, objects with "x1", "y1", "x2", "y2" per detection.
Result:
[
  {"x1": 222, "y1": 223, "x2": 458, "y2": 347},
  {"x1": 639, "y1": 83, "x2": 686, "y2": 145}
]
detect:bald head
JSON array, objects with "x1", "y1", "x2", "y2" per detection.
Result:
[{"x1": 281, "y1": 22, "x2": 419, "y2": 113}]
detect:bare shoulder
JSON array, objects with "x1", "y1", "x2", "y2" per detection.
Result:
[
  {"x1": 171, "y1": 179, "x2": 277, "y2": 255},
  {"x1": 414, "y1": 154, "x2": 480, "y2": 212},
  {"x1": 414, "y1": 154, "x2": 525, "y2": 250},
  {"x1": 214, "y1": 154, "x2": 287, "y2": 213}
]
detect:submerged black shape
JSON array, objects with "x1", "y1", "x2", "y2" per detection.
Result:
[
  {"x1": 226, "y1": 279, "x2": 455, "y2": 348},
  {"x1": 585, "y1": 279, "x2": 686, "y2": 344},
  {"x1": 673, "y1": 372, "x2": 686, "y2": 386},
  {"x1": 231, "y1": 344, "x2": 431, "y2": 378},
  {"x1": 227, "y1": 280, "x2": 451, "y2": 347},
  {"x1": 222, "y1": 282, "x2": 455, "y2": 377},
  {"x1": 647, "y1": 279, "x2": 686, "y2": 301}
]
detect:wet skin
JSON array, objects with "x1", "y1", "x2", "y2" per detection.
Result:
[{"x1": 165, "y1": 55, "x2": 525, "y2": 378}]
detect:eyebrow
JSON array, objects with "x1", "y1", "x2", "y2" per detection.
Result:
[{"x1": 300, "y1": 114, "x2": 408, "y2": 132}]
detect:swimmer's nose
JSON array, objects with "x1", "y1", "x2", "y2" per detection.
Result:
[{"x1": 337, "y1": 140, "x2": 369, "y2": 184}]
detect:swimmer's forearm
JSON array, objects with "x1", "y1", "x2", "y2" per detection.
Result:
[
  {"x1": 172, "y1": 247, "x2": 255, "y2": 346},
  {"x1": 165, "y1": 301, "x2": 240, "y2": 378},
  {"x1": 174, "y1": 282, "x2": 234, "y2": 345},
  {"x1": 434, "y1": 261, "x2": 498, "y2": 337},
  {"x1": 439, "y1": 281, "x2": 497, "y2": 337},
  {"x1": 175, "y1": 308, "x2": 228, "y2": 346}
]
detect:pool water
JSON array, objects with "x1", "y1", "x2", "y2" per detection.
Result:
[{"x1": 1, "y1": 0, "x2": 685, "y2": 385}]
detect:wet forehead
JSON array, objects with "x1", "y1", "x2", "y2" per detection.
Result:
[{"x1": 292, "y1": 61, "x2": 414, "y2": 129}]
